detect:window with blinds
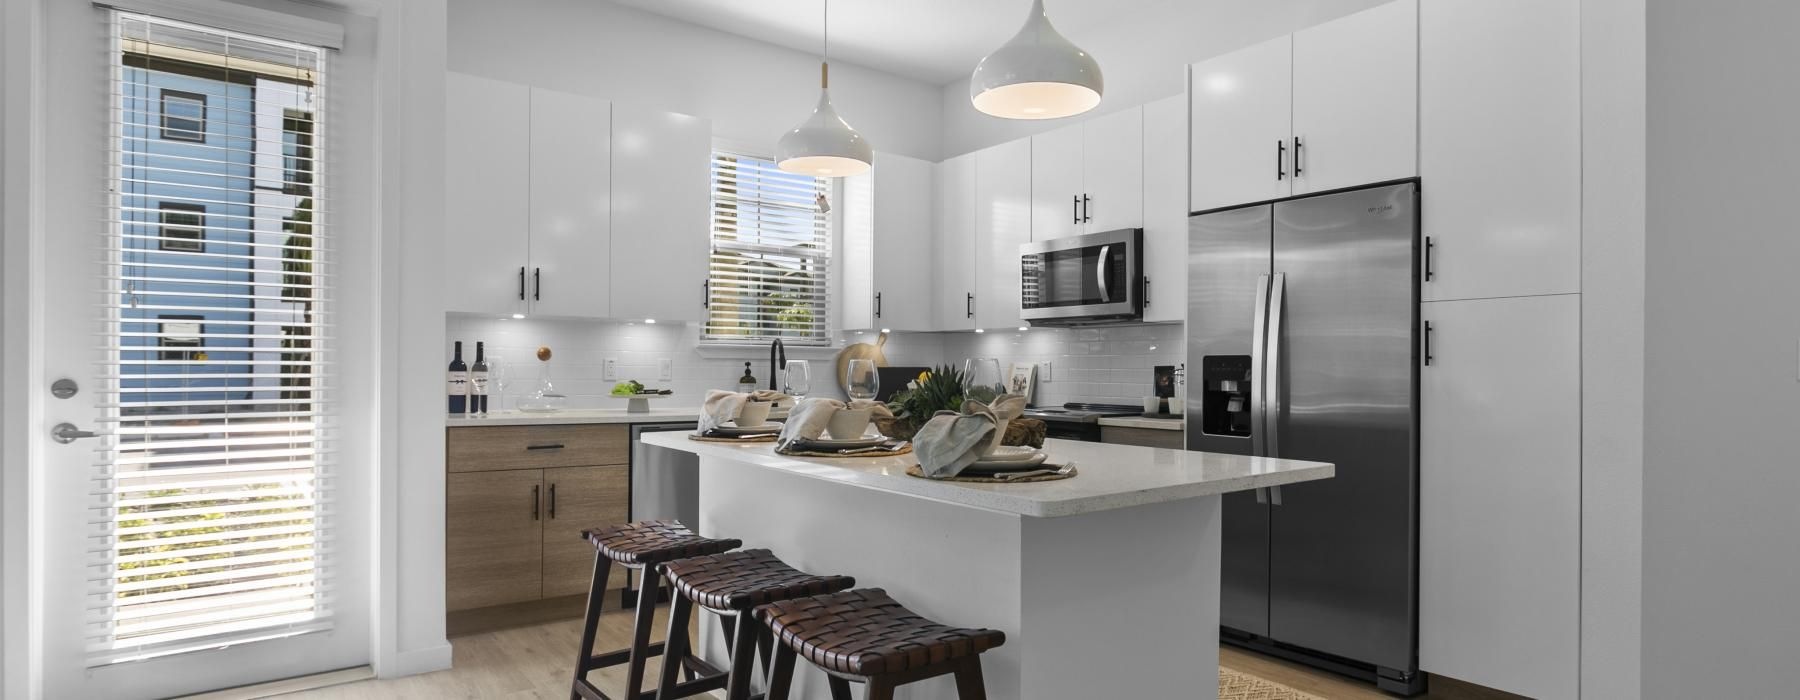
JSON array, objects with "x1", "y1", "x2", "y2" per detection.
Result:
[
  {"x1": 704, "y1": 152, "x2": 832, "y2": 345},
  {"x1": 93, "y1": 11, "x2": 331, "y2": 665}
]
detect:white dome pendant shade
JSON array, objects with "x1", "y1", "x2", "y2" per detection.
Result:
[
  {"x1": 777, "y1": 0, "x2": 872, "y2": 177},
  {"x1": 970, "y1": 0, "x2": 1104, "y2": 120}
]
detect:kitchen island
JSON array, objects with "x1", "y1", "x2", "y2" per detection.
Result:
[{"x1": 637, "y1": 432, "x2": 1333, "y2": 699}]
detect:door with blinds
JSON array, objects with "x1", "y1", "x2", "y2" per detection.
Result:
[{"x1": 37, "y1": 5, "x2": 367, "y2": 697}]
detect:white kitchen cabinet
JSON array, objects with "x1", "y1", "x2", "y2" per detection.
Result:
[
  {"x1": 1189, "y1": 34, "x2": 1291, "y2": 213},
  {"x1": 1031, "y1": 107, "x2": 1144, "y2": 242},
  {"x1": 841, "y1": 153, "x2": 936, "y2": 332},
  {"x1": 1141, "y1": 95, "x2": 1188, "y2": 324},
  {"x1": 610, "y1": 104, "x2": 712, "y2": 322},
  {"x1": 1290, "y1": 0, "x2": 1418, "y2": 196},
  {"x1": 527, "y1": 87, "x2": 611, "y2": 318},
  {"x1": 1419, "y1": 294, "x2": 1580, "y2": 700},
  {"x1": 445, "y1": 73, "x2": 530, "y2": 317},
  {"x1": 974, "y1": 139, "x2": 1031, "y2": 330},
  {"x1": 934, "y1": 153, "x2": 978, "y2": 331},
  {"x1": 1420, "y1": 0, "x2": 1580, "y2": 301}
]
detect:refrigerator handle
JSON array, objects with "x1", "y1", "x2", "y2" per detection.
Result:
[
  {"x1": 1249, "y1": 274, "x2": 1272, "y2": 458},
  {"x1": 1266, "y1": 273, "x2": 1287, "y2": 459},
  {"x1": 1255, "y1": 487, "x2": 1269, "y2": 504},
  {"x1": 1270, "y1": 485, "x2": 1284, "y2": 506}
]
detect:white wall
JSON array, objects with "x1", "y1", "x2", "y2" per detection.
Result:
[
  {"x1": 938, "y1": 0, "x2": 1390, "y2": 157},
  {"x1": 1641, "y1": 0, "x2": 1800, "y2": 697},
  {"x1": 447, "y1": 0, "x2": 944, "y2": 161}
]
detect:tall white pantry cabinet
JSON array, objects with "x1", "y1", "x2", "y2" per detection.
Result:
[{"x1": 1188, "y1": 1, "x2": 1583, "y2": 697}]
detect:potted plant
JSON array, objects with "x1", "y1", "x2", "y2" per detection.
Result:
[{"x1": 879, "y1": 364, "x2": 1045, "y2": 447}]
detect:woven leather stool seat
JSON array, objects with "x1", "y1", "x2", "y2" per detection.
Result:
[
  {"x1": 756, "y1": 588, "x2": 1007, "y2": 676},
  {"x1": 582, "y1": 519, "x2": 740, "y2": 566},
  {"x1": 661, "y1": 549, "x2": 856, "y2": 612}
]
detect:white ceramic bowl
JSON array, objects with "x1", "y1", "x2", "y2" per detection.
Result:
[
  {"x1": 736, "y1": 401, "x2": 772, "y2": 427},
  {"x1": 826, "y1": 407, "x2": 874, "y2": 440}
]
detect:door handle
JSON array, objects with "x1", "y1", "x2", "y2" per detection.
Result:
[
  {"x1": 1072, "y1": 195, "x2": 1079, "y2": 225},
  {"x1": 548, "y1": 483, "x2": 557, "y2": 519},
  {"x1": 702, "y1": 279, "x2": 709, "y2": 308},
  {"x1": 518, "y1": 267, "x2": 526, "y2": 301},
  {"x1": 51, "y1": 423, "x2": 97, "y2": 444},
  {"x1": 1424, "y1": 321, "x2": 1435, "y2": 366},
  {"x1": 1143, "y1": 276, "x2": 1151, "y2": 307},
  {"x1": 1249, "y1": 274, "x2": 1272, "y2": 458},
  {"x1": 1266, "y1": 273, "x2": 1287, "y2": 459},
  {"x1": 1292, "y1": 137, "x2": 1304, "y2": 177},
  {"x1": 1082, "y1": 194, "x2": 1092, "y2": 223},
  {"x1": 1277, "y1": 140, "x2": 1286, "y2": 180},
  {"x1": 533, "y1": 267, "x2": 541, "y2": 301},
  {"x1": 1424, "y1": 237, "x2": 1435, "y2": 282},
  {"x1": 967, "y1": 292, "x2": 974, "y2": 319},
  {"x1": 531, "y1": 484, "x2": 540, "y2": 520},
  {"x1": 1095, "y1": 245, "x2": 1111, "y2": 302}
]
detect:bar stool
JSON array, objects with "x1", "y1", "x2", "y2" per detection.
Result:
[
  {"x1": 655, "y1": 549, "x2": 857, "y2": 700},
  {"x1": 573, "y1": 520, "x2": 742, "y2": 700},
  {"x1": 756, "y1": 588, "x2": 1007, "y2": 700}
]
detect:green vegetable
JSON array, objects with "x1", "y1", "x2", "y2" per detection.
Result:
[{"x1": 610, "y1": 380, "x2": 645, "y2": 397}]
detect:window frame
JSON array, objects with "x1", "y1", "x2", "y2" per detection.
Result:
[
  {"x1": 158, "y1": 88, "x2": 207, "y2": 142},
  {"x1": 702, "y1": 150, "x2": 835, "y2": 347},
  {"x1": 155, "y1": 314, "x2": 204, "y2": 361},
  {"x1": 156, "y1": 201, "x2": 205, "y2": 252}
]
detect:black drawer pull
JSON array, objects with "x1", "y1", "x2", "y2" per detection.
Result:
[{"x1": 526, "y1": 443, "x2": 565, "y2": 451}]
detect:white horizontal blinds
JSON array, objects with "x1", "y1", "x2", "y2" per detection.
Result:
[
  {"x1": 90, "y1": 11, "x2": 332, "y2": 666},
  {"x1": 705, "y1": 152, "x2": 833, "y2": 345}
]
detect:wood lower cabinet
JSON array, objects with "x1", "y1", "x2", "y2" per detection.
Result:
[{"x1": 447, "y1": 425, "x2": 631, "y2": 615}]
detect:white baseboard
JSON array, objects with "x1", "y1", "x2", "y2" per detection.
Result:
[
  {"x1": 380, "y1": 641, "x2": 453, "y2": 679},
  {"x1": 177, "y1": 666, "x2": 375, "y2": 700}
]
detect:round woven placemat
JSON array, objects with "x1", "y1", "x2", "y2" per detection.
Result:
[
  {"x1": 776, "y1": 443, "x2": 913, "y2": 458},
  {"x1": 904, "y1": 464, "x2": 1077, "y2": 483},
  {"x1": 688, "y1": 433, "x2": 777, "y2": 443}
]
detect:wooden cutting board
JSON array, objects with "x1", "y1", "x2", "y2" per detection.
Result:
[{"x1": 834, "y1": 331, "x2": 889, "y2": 394}]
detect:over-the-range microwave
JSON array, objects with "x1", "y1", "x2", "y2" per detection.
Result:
[{"x1": 1019, "y1": 228, "x2": 1143, "y2": 326}]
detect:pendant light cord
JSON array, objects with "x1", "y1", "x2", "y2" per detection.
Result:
[{"x1": 820, "y1": 0, "x2": 829, "y2": 89}]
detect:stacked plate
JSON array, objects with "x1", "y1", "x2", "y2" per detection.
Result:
[
  {"x1": 960, "y1": 446, "x2": 1050, "y2": 474},
  {"x1": 708, "y1": 422, "x2": 782, "y2": 437},
  {"x1": 790, "y1": 435, "x2": 888, "y2": 451}
]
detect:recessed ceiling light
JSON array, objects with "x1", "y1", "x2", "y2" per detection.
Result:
[
  {"x1": 511, "y1": 313, "x2": 525, "y2": 319},
  {"x1": 645, "y1": 319, "x2": 657, "y2": 324}
]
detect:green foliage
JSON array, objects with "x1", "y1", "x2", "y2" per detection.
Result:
[{"x1": 885, "y1": 364, "x2": 968, "y2": 427}]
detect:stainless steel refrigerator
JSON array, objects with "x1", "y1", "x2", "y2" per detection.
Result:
[{"x1": 1186, "y1": 181, "x2": 1422, "y2": 695}]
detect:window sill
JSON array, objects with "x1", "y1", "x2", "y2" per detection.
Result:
[{"x1": 694, "y1": 343, "x2": 844, "y2": 361}]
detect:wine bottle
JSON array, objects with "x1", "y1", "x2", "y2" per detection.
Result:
[
  {"x1": 470, "y1": 342, "x2": 490, "y2": 414},
  {"x1": 447, "y1": 341, "x2": 469, "y2": 414}
]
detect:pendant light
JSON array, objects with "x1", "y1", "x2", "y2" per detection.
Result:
[
  {"x1": 970, "y1": 0, "x2": 1104, "y2": 120},
  {"x1": 777, "y1": 0, "x2": 873, "y2": 177}
]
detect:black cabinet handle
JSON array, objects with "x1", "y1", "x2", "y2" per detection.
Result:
[
  {"x1": 525, "y1": 443, "x2": 565, "y2": 451},
  {"x1": 1082, "y1": 194, "x2": 1091, "y2": 223},
  {"x1": 1143, "y1": 277, "x2": 1151, "y2": 307},
  {"x1": 702, "y1": 279, "x2": 709, "y2": 308},
  {"x1": 875, "y1": 292, "x2": 882, "y2": 319},
  {"x1": 531, "y1": 484, "x2": 540, "y2": 520},
  {"x1": 1423, "y1": 321, "x2": 1435, "y2": 366},
  {"x1": 533, "y1": 267, "x2": 541, "y2": 301},
  {"x1": 1277, "y1": 140, "x2": 1287, "y2": 180},
  {"x1": 1072, "y1": 195, "x2": 1079, "y2": 225},
  {"x1": 966, "y1": 292, "x2": 974, "y2": 318},
  {"x1": 548, "y1": 483, "x2": 557, "y2": 519},
  {"x1": 1292, "y1": 137, "x2": 1304, "y2": 177},
  {"x1": 518, "y1": 267, "x2": 526, "y2": 301},
  {"x1": 1425, "y1": 237, "x2": 1435, "y2": 282}
]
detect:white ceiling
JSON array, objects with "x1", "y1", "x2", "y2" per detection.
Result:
[{"x1": 610, "y1": 0, "x2": 1174, "y2": 85}]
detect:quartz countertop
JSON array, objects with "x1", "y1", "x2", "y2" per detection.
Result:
[
  {"x1": 446, "y1": 407, "x2": 703, "y2": 427},
  {"x1": 639, "y1": 431, "x2": 1331, "y2": 518},
  {"x1": 1097, "y1": 416, "x2": 1185, "y2": 431}
]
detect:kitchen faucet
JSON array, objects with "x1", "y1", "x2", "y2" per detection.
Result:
[{"x1": 769, "y1": 339, "x2": 786, "y2": 391}]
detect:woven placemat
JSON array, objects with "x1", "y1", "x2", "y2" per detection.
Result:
[
  {"x1": 688, "y1": 433, "x2": 778, "y2": 443},
  {"x1": 775, "y1": 442, "x2": 913, "y2": 458},
  {"x1": 904, "y1": 464, "x2": 1078, "y2": 483}
]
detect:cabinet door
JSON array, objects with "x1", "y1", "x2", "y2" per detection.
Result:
[
  {"x1": 445, "y1": 73, "x2": 530, "y2": 316},
  {"x1": 1189, "y1": 34, "x2": 1291, "y2": 212},
  {"x1": 541, "y1": 465, "x2": 630, "y2": 598},
  {"x1": 1029, "y1": 123, "x2": 1083, "y2": 241},
  {"x1": 612, "y1": 106, "x2": 713, "y2": 321},
  {"x1": 1420, "y1": 0, "x2": 1579, "y2": 301},
  {"x1": 1291, "y1": 0, "x2": 1418, "y2": 195},
  {"x1": 1141, "y1": 96, "x2": 1188, "y2": 323},
  {"x1": 1419, "y1": 294, "x2": 1579, "y2": 700},
  {"x1": 1081, "y1": 106, "x2": 1144, "y2": 234},
  {"x1": 839, "y1": 169, "x2": 877, "y2": 331},
  {"x1": 528, "y1": 87, "x2": 611, "y2": 318},
  {"x1": 447, "y1": 469, "x2": 544, "y2": 611},
  {"x1": 974, "y1": 139, "x2": 1032, "y2": 330},
  {"x1": 871, "y1": 154, "x2": 936, "y2": 331},
  {"x1": 935, "y1": 154, "x2": 978, "y2": 331}
]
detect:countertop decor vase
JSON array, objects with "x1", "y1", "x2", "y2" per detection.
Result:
[{"x1": 518, "y1": 345, "x2": 567, "y2": 413}]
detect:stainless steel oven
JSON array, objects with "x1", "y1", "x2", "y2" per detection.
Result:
[{"x1": 1020, "y1": 228, "x2": 1143, "y2": 326}]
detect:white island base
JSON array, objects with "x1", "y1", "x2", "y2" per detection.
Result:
[{"x1": 639, "y1": 433, "x2": 1333, "y2": 700}]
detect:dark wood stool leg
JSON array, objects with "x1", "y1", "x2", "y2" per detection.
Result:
[
  {"x1": 755, "y1": 625, "x2": 774, "y2": 682},
  {"x1": 864, "y1": 677, "x2": 895, "y2": 700},
  {"x1": 570, "y1": 552, "x2": 615, "y2": 700},
  {"x1": 623, "y1": 565, "x2": 662, "y2": 700},
  {"x1": 827, "y1": 677, "x2": 853, "y2": 700},
  {"x1": 654, "y1": 592, "x2": 694, "y2": 700},
  {"x1": 952, "y1": 657, "x2": 988, "y2": 700},
  {"x1": 764, "y1": 644, "x2": 797, "y2": 700},
  {"x1": 724, "y1": 612, "x2": 761, "y2": 700}
]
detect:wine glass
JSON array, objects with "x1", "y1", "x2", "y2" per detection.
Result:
[
  {"x1": 487, "y1": 355, "x2": 509, "y2": 412},
  {"x1": 783, "y1": 359, "x2": 812, "y2": 399},
  {"x1": 962, "y1": 357, "x2": 1006, "y2": 404},
  {"x1": 846, "y1": 359, "x2": 879, "y2": 401}
]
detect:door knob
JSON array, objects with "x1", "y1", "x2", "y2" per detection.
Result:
[{"x1": 52, "y1": 423, "x2": 97, "y2": 444}]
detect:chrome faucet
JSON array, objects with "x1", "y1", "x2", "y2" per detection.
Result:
[{"x1": 769, "y1": 339, "x2": 786, "y2": 391}]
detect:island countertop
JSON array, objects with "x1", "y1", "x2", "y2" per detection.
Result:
[{"x1": 639, "y1": 431, "x2": 1332, "y2": 518}]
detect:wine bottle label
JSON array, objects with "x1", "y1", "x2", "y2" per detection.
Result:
[
  {"x1": 447, "y1": 371, "x2": 469, "y2": 395},
  {"x1": 470, "y1": 371, "x2": 489, "y2": 395}
]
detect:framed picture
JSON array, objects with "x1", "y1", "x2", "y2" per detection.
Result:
[{"x1": 1006, "y1": 363, "x2": 1037, "y2": 402}]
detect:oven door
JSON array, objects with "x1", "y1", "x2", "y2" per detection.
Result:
[{"x1": 1020, "y1": 228, "x2": 1143, "y2": 324}]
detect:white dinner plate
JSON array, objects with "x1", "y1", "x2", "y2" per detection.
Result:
[
  {"x1": 961, "y1": 452, "x2": 1051, "y2": 473},
  {"x1": 796, "y1": 436, "x2": 887, "y2": 449},
  {"x1": 713, "y1": 424, "x2": 781, "y2": 436},
  {"x1": 978, "y1": 446, "x2": 1043, "y2": 462}
]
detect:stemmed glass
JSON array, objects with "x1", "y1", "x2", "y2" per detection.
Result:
[
  {"x1": 963, "y1": 357, "x2": 1006, "y2": 404},
  {"x1": 783, "y1": 359, "x2": 812, "y2": 399},
  {"x1": 487, "y1": 355, "x2": 509, "y2": 413},
  {"x1": 846, "y1": 359, "x2": 880, "y2": 401}
]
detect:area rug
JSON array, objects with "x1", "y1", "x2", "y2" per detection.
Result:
[{"x1": 1219, "y1": 668, "x2": 1329, "y2": 700}]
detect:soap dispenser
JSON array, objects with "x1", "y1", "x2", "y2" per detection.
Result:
[{"x1": 736, "y1": 362, "x2": 758, "y2": 394}]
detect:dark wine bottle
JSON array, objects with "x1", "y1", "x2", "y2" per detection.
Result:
[
  {"x1": 470, "y1": 341, "x2": 490, "y2": 414},
  {"x1": 447, "y1": 341, "x2": 469, "y2": 414}
]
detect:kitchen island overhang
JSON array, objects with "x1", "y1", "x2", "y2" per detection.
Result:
[{"x1": 637, "y1": 432, "x2": 1333, "y2": 699}]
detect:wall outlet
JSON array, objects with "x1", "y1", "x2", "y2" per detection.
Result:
[
  {"x1": 603, "y1": 358, "x2": 618, "y2": 381},
  {"x1": 1039, "y1": 361, "x2": 1053, "y2": 382},
  {"x1": 658, "y1": 358, "x2": 673, "y2": 381}
]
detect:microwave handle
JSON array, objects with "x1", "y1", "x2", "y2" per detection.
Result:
[{"x1": 1096, "y1": 245, "x2": 1111, "y2": 302}]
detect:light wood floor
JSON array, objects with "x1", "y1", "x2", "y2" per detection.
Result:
[{"x1": 274, "y1": 611, "x2": 1523, "y2": 699}]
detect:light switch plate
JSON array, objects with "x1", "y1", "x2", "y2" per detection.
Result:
[
  {"x1": 658, "y1": 358, "x2": 673, "y2": 381},
  {"x1": 1039, "y1": 361, "x2": 1053, "y2": 382},
  {"x1": 603, "y1": 358, "x2": 618, "y2": 381}
]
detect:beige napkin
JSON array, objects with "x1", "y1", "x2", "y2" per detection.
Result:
[
  {"x1": 914, "y1": 394, "x2": 1028, "y2": 478},
  {"x1": 776, "y1": 398, "x2": 894, "y2": 449},
  {"x1": 696, "y1": 389, "x2": 792, "y2": 434}
]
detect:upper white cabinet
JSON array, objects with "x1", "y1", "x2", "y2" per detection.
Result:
[
  {"x1": 1419, "y1": 294, "x2": 1580, "y2": 700},
  {"x1": 445, "y1": 73, "x2": 531, "y2": 317},
  {"x1": 934, "y1": 153, "x2": 978, "y2": 331},
  {"x1": 610, "y1": 105, "x2": 712, "y2": 322},
  {"x1": 527, "y1": 87, "x2": 612, "y2": 319},
  {"x1": 842, "y1": 153, "x2": 936, "y2": 332},
  {"x1": 1190, "y1": 0, "x2": 1417, "y2": 211},
  {"x1": 1420, "y1": 0, "x2": 1579, "y2": 301},
  {"x1": 1141, "y1": 95, "x2": 1188, "y2": 323},
  {"x1": 1032, "y1": 107, "x2": 1145, "y2": 241},
  {"x1": 974, "y1": 139, "x2": 1032, "y2": 329},
  {"x1": 1290, "y1": 0, "x2": 1418, "y2": 195},
  {"x1": 1189, "y1": 35, "x2": 1292, "y2": 213}
]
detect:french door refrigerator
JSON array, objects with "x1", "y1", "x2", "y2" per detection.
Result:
[{"x1": 1186, "y1": 181, "x2": 1422, "y2": 694}]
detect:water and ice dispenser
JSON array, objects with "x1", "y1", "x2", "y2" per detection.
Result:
[{"x1": 1199, "y1": 356, "x2": 1254, "y2": 437}]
